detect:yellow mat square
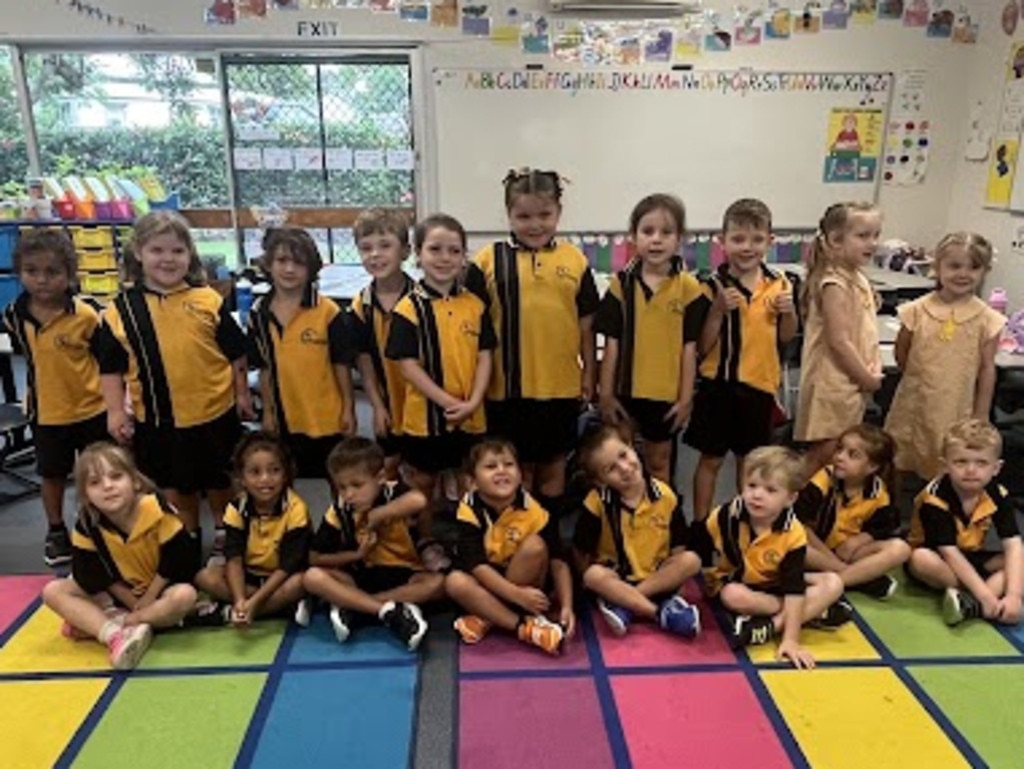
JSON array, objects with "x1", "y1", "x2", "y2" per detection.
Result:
[
  {"x1": 761, "y1": 668, "x2": 970, "y2": 769},
  {"x1": 0, "y1": 606, "x2": 110, "y2": 673},
  {"x1": 746, "y1": 620, "x2": 880, "y2": 664},
  {"x1": 0, "y1": 678, "x2": 108, "y2": 768}
]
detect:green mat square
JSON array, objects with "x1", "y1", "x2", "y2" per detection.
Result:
[
  {"x1": 138, "y1": 621, "x2": 286, "y2": 669},
  {"x1": 73, "y1": 673, "x2": 266, "y2": 768},
  {"x1": 909, "y1": 665, "x2": 1024, "y2": 769},
  {"x1": 849, "y1": 580, "x2": 1018, "y2": 658}
]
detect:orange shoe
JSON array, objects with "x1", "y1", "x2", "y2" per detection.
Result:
[
  {"x1": 454, "y1": 615, "x2": 492, "y2": 644},
  {"x1": 517, "y1": 615, "x2": 564, "y2": 656}
]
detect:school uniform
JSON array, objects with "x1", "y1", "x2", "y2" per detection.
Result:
[
  {"x1": 71, "y1": 492, "x2": 196, "y2": 599},
  {"x1": 3, "y1": 292, "x2": 108, "y2": 477},
  {"x1": 594, "y1": 258, "x2": 706, "y2": 442},
  {"x1": 223, "y1": 488, "x2": 311, "y2": 585},
  {"x1": 795, "y1": 466, "x2": 900, "y2": 549},
  {"x1": 97, "y1": 284, "x2": 246, "y2": 493},
  {"x1": 685, "y1": 264, "x2": 791, "y2": 457},
  {"x1": 703, "y1": 496, "x2": 808, "y2": 597},
  {"x1": 384, "y1": 280, "x2": 496, "y2": 474},
  {"x1": 466, "y1": 238, "x2": 600, "y2": 463},
  {"x1": 312, "y1": 480, "x2": 425, "y2": 593},
  {"x1": 454, "y1": 487, "x2": 560, "y2": 572},
  {"x1": 248, "y1": 286, "x2": 355, "y2": 478},
  {"x1": 574, "y1": 475, "x2": 688, "y2": 584},
  {"x1": 908, "y1": 476, "x2": 1019, "y2": 576},
  {"x1": 349, "y1": 274, "x2": 415, "y2": 457}
]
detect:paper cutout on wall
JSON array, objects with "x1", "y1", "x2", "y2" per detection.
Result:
[
  {"x1": 521, "y1": 13, "x2": 552, "y2": 54},
  {"x1": 370, "y1": 0, "x2": 398, "y2": 11},
  {"x1": 734, "y1": 8, "x2": 764, "y2": 44},
  {"x1": 883, "y1": 118, "x2": 930, "y2": 185},
  {"x1": 823, "y1": 1, "x2": 850, "y2": 28},
  {"x1": 643, "y1": 27, "x2": 674, "y2": 62},
  {"x1": 985, "y1": 137, "x2": 1019, "y2": 207},
  {"x1": 704, "y1": 11, "x2": 733, "y2": 52},
  {"x1": 965, "y1": 102, "x2": 991, "y2": 161},
  {"x1": 205, "y1": 0, "x2": 237, "y2": 24},
  {"x1": 793, "y1": 7, "x2": 822, "y2": 33},
  {"x1": 272, "y1": 0, "x2": 301, "y2": 8},
  {"x1": 823, "y1": 107, "x2": 883, "y2": 183},
  {"x1": 461, "y1": 5, "x2": 491, "y2": 35},
  {"x1": 878, "y1": 0, "x2": 903, "y2": 20},
  {"x1": 903, "y1": 0, "x2": 930, "y2": 26},
  {"x1": 397, "y1": 1, "x2": 429, "y2": 21},
  {"x1": 850, "y1": 0, "x2": 877, "y2": 23},
  {"x1": 766, "y1": 8, "x2": 792, "y2": 37},
  {"x1": 926, "y1": 3, "x2": 953, "y2": 37},
  {"x1": 1004, "y1": 0, "x2": 1020, "y2": 35},
  {"x1": 491, "y1": 8, "x2": 521, "y2": 44},
  {"x1": 951, "y1": 8, "x2": 977, "y2": 43},
  {"x1": 674, "y1": 17, "x2": 704, "y2": 57},
  {"x1": 237, "y1": 0, "x2": 268, "y2": 18},
  {"x1": 893, "y1": 68, "x2": 926, "y2": 116},
  {"x1": 431, "y1": 0, "x2": 458, "y2": 27}
]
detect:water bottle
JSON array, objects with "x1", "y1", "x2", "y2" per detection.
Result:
[
  {"x1": 236, "y1": 277, "x2": 253, "y2": 326},
  {"x1": 988, "y1": 287, "x2": 1008, "y2": 315}
]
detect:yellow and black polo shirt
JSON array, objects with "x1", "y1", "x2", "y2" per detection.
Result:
[
  {"x1": 71, "y1": 492, "x2": 194, "y2": 596},
  {"x1": 349, "y1": 275, "x2": 415, "y2": 435},
  {"x1": 573, "y1": 474, "x2": 688, "y2": 583},
  {"x1": 3, "y1": 292, "x2": 105, "y2": 426},
  {"x1": 794, "y1": 466, "x2": 900, "y2": 549},
  {"x1": 703, "y1": 496, "x2": 807, "y2": 596},
  {"x1": 385, "y1": 281, "x2": 496, "y2": 437},
  {"x1": 223, "y1": 488, "x2": 311, "y2": 576},
  {"x1": 466, "y1": 239, "x2": 600, "y2": 401},
  {"x1": 696, "y1": 263, "x2": 792, "y2": 395},
  {"x1": 454, "y1": 487, "x2": 557, "y2": 570},
  {"x1": 248, "y1": 286, "x2": 354, "y2": 439},
  {"x1": 595, "y1": 258, "x2": 706, "y2": 402},
  {"x1": 97, "y1": 285, "x2": 247, "y2": 429},
  {"x1": 908, "y1": 476, "x2": 1019, "y2": 551},
  {"x1": 312, "y1": 480, "x2": 422, "y2": 570}
]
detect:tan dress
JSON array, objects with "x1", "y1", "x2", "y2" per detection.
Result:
[
  {"x1": 795, "y1": 267, "x2": 881, "y2": 442},
  {"x1": 884, "y1": 293, "x2": 1005, "y2": 479}
]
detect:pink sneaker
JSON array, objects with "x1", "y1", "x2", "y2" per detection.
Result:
[{"x1": 107, "y1": 623, "x2": 152, "y2": 670}]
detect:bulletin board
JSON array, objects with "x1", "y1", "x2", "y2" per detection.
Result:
[{"x1": 431, "y1": 68, "x2": 893, "y2": 232}]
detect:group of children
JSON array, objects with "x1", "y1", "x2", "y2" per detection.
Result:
[{"x1": 8, "y1": 167, "x2": 1021, "y2": 671}]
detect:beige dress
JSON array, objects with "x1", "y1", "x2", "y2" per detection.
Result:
[
  {"x1": 884, "y1": 293, "x2": 1005, "y2": 479},
  {"x1": 795, "y1": 267, "x2": 881, "y2": 442}
]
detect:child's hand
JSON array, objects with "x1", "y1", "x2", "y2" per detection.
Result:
[
  {"x1": 664, "y1": 399, "x2": 692, "y2": 432},
  {"x1": 997, "y1": 594, "x2": 1023, "y2": 624},
  {"x1": 231, "y1": 599, "x2": 250, "y2": 626},
  {"x1": 342, "y1": 406, "x2": 357, "y2": 436},
  {"x1": 516, "y1": 586, "x2": 551, "y2": 615},
  {"x1": 862, "y1": 361, "x2": 884, "y2": 393},
  {"x1": 372, "y1": 406, "x2": 392, "y2": 438},
  {"x1": 715, "y1": 287, "x2": 743, "y2": 312},
  {"x1": 559, "y1": 605, "x2": 576, "y2": 639},
  {"x1": 262, "y1": 410, "x2": 278, "y2": 434},
  {"x1": 107, "y1": 410, "x2": 134, "y2": 444},
  {"x1": 356, "y1": 531, "x2": 378, "y2": 558},
  {"x1": 599, "y1": 395, "x2": 629, "y2": 426},
  {"x1": 580, "y1": 369, "x2": 596, "y2": 404},
  {"x1": 772, "y1": 290, "x2": 796, "y2": 316},
  {"x1": 444, "y1": 400, "x2": 476, "y2": 426},
  {"x1": 980, "y1": 592, "x2": 1002, "y2": 620},
  {"x1": 236, "y1": 390, "x2": 256, "y2": 421},
  {"x1": 777, "y1": 639, "x2": 815, "y2": 670}
]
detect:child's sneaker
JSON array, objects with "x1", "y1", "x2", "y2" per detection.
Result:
[
  {"x1": 453, "y1": 615, "x2": 491, "y2": 644},
  {"x1": 107, "y1": 623, "x2": 152, "y2": 670},
  {"x1": 294, "y1": 598, "x2": 311, "y2": 628},
  {"x1": 657, "y1": 595, "x2": 701, "y2": 639},
  {"x1": 729, "y1": 615, "x2": 775, "y2": 649},
  {"x1": 807, "y1": 599, "x2": 854, "y2": 631},
  {"x1": 856, "y1": 574, "x2": 899, "y2": 600},
  {"x1": 330, "y1": 605, "x2": 353, "y2": 643},
  {"x1": 380, "y1": 601, "x2": 428, "y2": 651},
  {"x1": 44, "y1": 527, "x2": 72, "y2": 567},
  {"x1": 183, "y1": 601, "x2": 231, "y2": 628},
  {"x1": 517, "y1": 615, "x2": 564, "y2": 655},
  {"x1": 596, "y1": 597, "x2": 633, "y2": 637},
  {"x1": 418, "y1": 540, "x2": 451, "y2": 573},
  {"x1": 943, "y1": 587, "x2": 983, "y2": 626}
]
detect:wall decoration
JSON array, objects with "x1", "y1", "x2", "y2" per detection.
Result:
[
  {"x1": 521, "y1": 13, "x2": 551, "y2": 54},
  {"x1": 926, "y1": 1, "x2": 953, "y2": 36},
  {"x1": 878, "y1": 0, "x2": 903, "y2": 20},
  {"x1": 951, "y1": 7, "x2": 977, "y2": 43},
  {"x1": 903, "y1": 0, "x2": 929, "y2": 25},
  {"x1": 397, "y1": 1, "x2": 428, "y2": 20},
  {"x1": 673, "y1": 17, "x2": 704, "y2": 57},
  {"x1": 431, "y1": 0, "x2": 458, "y2": 27},
  {"x1": 1004, "y1": 0, "x2": 1020, "y2": 35},
  {"x1": 734, "y1": 7, "x2": 764, "y2": 44},
  {"x1": 986, "y1": 137, "x2": 1019, "y2": 207},
  {"x1": 237, "y1": 0, "x2": 268, "y2": 18},
  {"x1": 823, "y1": 107, "x2": 883, "y2": 182},
  {"x1": 882, "y1": 118, "x2": 930, "y2": 185},
  {"x1": 766, "y1": 6, "x2": 792, "y2": 37},
  {"x1": 793, "y1": 5, "x2": 822, "y2": 32},
  {"x1": 461, "y1": 4, "x2": 490, "y2": 35},
  {"x1": 850, "y1": 0, "x2": 877, "y2": 23},
  {"x1": 643, "y1": 26, "x2": 674, "y2": 62},
  {"x1": 964, "y1": 102, "x2": 991, "y2": 161},
  {"x1": 205, "y1": 0, "x2": 238, "y2": 24},
  {"x1": 823, "y1": 1, "x2": 850, "y2": 28},
  {"x1": 491, "y1": 8, "x2": 521, "y2": 44}
]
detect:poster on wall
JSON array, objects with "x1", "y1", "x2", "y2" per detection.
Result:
[
  {"x1": 987, "y1": 136, "x2": 1019, "y2": 207},
  {"x1": 823, "y1": 107, "x2": 883, "y2": 182},
  {"x1": 882, "y1": 118, "x2": 930, "y2": 185}
]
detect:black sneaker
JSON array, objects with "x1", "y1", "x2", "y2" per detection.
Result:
[
  {"x1": 942, "y1": 587, "x2": 983, "y2": 626},
  {"x1": 729, "y1": 614, "x2": 775, "y2": 649},
  {"x1": 856, "y1": 574, "x2": 898, "y2": 600},
  {"x1": 44, "y1": 527, "x2": 72, "y2": 567},
  {"x1": 380, "y1": 601, "x2": 428, "y2": 651},
  {"x1": 182, "y1": 601, "x2": 231, "y2": 628},
  {"x1": 808, "y1": 599, "x2": 854, "y2": 631}
]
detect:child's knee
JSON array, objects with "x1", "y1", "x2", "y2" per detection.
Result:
[
  {"x1": 42, "y1": 577, "x2": 72, "y2": 607},
  {"x1": 303, "y1": 567, "x2": 329, "y2": 593},
  {"x1": 194, "y1": 565, "x2": 223, "y2": 589},
  {"x1": 698, "y1": 454, "x2": 725, "y2": 472},
  {"x1": 671, "y1": 550, "x2": 702, "y2": 577},
  {"x1": 907, "y1": 547, "x2": 936, "y2": 575},
  {"x1": 419, "y1": 572, "x2": 446, "y2": 599},
  {"x1": 718, "y1": 582, "x2": 745, "y2": 609},
  {"x1": 887, "y1": 538, "x2": 912, "y2": 562},
  {"x1": 582, "y1": 563, "x2": 615, "y2": 590},
  {"x1": 165, "y1": 583, "x2": 198, "y2": 611},
  {"x1": 517, "y1": 534, "x2": 549, "y2": 560},
  {"x1": 818, "y1": 571, "x2": 844, "y2": 600},
  {"x1": 445, "y1": 569, "x2": 476, "y2": 598}
]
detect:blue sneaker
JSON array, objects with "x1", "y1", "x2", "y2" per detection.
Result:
[
  {"x1": 597, "y1": 597, "x2": 633, "y2": 637},
  {"x1": 658, "y1": 595, "x2": 701, "y2": 639}
]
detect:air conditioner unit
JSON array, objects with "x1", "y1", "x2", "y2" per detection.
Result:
[{"x1": 547, "y1": 0, "x2": 702, "y2": 16}]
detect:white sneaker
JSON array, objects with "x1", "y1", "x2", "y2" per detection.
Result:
[
  {"x1": 330, "y1": 605, "x2": 352, "y2": 643},
  {"x1": 107, "y1": 623, "x2": 153, "y2": 670},
  {"x1": 294, "y1": 598, "x2": 311, "y2": 628}
]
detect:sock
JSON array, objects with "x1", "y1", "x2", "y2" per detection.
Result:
[
  {"x1": 378, "y1": 601, "x2": 395, "y2": 621},
  {"x1": 98, "y1": 619, "x2": 120, "y2": 644}
]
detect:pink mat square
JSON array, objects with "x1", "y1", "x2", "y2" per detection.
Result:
[
  {"x1": 0, "y1": 575, "x2": 53, "y2": 637},
  {"x1": 612, "y1": 671, "x2": 792, "y2": 768},
  {"x1": 459, "y1": 624, "x2": 591, "y2": 673},
  {"x1": 460, "y1": 677, "x2": 615, "y2": 769}
]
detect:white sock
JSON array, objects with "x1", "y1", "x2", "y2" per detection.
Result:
[
  {"x1": 98, "y1": 619, "x2": 120, "y2": 644},
  {"x1": 378, "y1": 601, "x2": 395, "y2": 621}
]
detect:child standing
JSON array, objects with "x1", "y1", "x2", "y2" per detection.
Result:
[
  {"x1": 97, "y1": 211, "x2": 253, "y2": 562},
  {"x1": 446, "y1": 439, "x2": 575, "y2": 655},
  {"x1": 685, "y1": 199, "x2": 797, "y2": 525},
  {"x1": 248, "y1": 227, "x2": 356, "y2": 479},
  {"x1": 596, "y1": 194, "x2": 704, "y2": 483},
  {"x1": 703, "y1": 446, "x2": 848, "y2": 669},
  {"x1": 195, "y1": 432, "x2": 310, "y2": 626},
  {"x1": 350, "y1": 209, "x2": 416, "y2": 479},
  {"x1": 907, "y1": 419, "x2": 1023, "y2": 626},
  {"x1": 4, "y1": 229, "x2": 108, "y2": 566},
  {"x1": 465, "y1": 169, "x2": 600, "y2": 517},
  {"x1": 795, "y1": 202, "x2": 884, "y2": 475},
  {"x1": 574, "y1": 425, "x2": 702, "y2": 638},
  {"x1": 42, "y1": 443, "x2": 197, "y2": 670},
  {"x1": 795, "y1": 424, "x2": 911, "y2": 598},
  {"x1": 304, "y1": 437, "x2": 444, "y2": 650},
  {"x1": 884, "y1": 233, "x2": 1004, "y2": 481}
]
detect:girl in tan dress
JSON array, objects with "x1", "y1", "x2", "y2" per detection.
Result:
[
  {"x1": 795, "y1": 202, "x2": 884, "y2": 475},
  {"x1": 884, "y1": 233, "x2": 1004, "y2": 480}
]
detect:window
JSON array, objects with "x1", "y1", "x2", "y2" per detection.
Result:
[{"x1": 0, "y1": 46, "x2": 30, "y2": 199}]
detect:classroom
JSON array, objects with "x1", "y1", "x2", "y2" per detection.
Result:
[{"x1": 2, "y1": 1, "x2": 1024, "y2": 768}]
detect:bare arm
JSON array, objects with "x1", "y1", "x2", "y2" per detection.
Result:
[
  {"x1": 776, "y1": 594, "x2": 815, "y2": 669},
  {"x1": 472, "y1": 563, "x2": 533, "y2": 608},
  {"x1": 1004, "y1": 536, "x2": 1024, "y2": 599},
  {"x1": 398, "y1": 359, "x2": 460, "y2": 410},
  {"x1": 259, "y1": 371, "x2": 277, "y2": 432},
  {"x1": 468, "y1": 350, "x2": 492, "y2": 409},
  {"x1": 894, "y1": 326, "x2": 912, "y2": 372},
  {"x1": 366, "y1": 489, "x2": 429, "y2": 531},
  {"x1": 699, "y1": 303, "x2": 725, "y2": 357},
  {"x1": 232, "y1": 358, "x2": 254, "y2": 420},
  {"x1": 356, "y1": 353, "x2": 388, "y2": 414},
  {"x1": 226, "y1": 557, "x2": 247, "y2": 604},
  {"x1": 821, "y1": 284, "x2": 879, "y2": 391},
  {"x1": 334, "y1": 363, "x2": 357, "y2": 435},
  {"x1": 973, "y1": 334, "x2": 998, "y2": 419},
  {"x1": 939, "y1": 546, "x2": 999, "y2": 608},
  {"x1": 246, "y1": 569, "x2": 289, "y2": 612},
  {"x1": 100, "y1": 373, "x2": 132, "y2": 443},
  {"x1": 778, "y1": 307, "x2": 799, "y2": 345}
]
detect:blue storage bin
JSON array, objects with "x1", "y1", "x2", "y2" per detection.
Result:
[
  {"x1": 0, "y1": 274, "x2": 21, "y2": 308},
  {"x1": 0, "y1": 226, "x2": 18, "y2": 270}
]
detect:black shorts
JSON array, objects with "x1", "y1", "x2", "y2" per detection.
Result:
[
  {"x1": 245, "y1": 570, "x2": 270, "y2": 588},
  {"x1": 621, "y1": 397, "x2": 677, "y2": 444},
  {"x1": 684, "y1": 380, "x2": 775, "y2": 458},
  {"x1": 905, "y1": 548, "x2": 1003, "y2": 585},
  {"x1": 486, "y1": 398, "x2": 580, "y2": 464},
  {"x1": 34, "y1": 412, "x2": 110, "y2": 478},
  {"x1": 287, "y1": 433, "x2": 343, "y2": 480},
  {"x1": 353, "y1": 565, "x2": 417, "y2": 594},
  {"x1": 132, "y1": 408, "x2": 241, "y2": 494},
  {"x1": 402, "y1": 430, "x2": 479, "y2": 475},
  {"x1": 378, "y1": 431, "x2": 403, "y2": 459}
]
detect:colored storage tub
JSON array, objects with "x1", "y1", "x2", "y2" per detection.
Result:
[
  {"x1": 69, "y1": 226, "x2": 115, "y2": 250},
  {"x1": 0, "y1": 226, "x2": 18, "y2": 270},
  {"x1": 78, "y1": 249, "x2": 118, "y2": 271},
  {"x1": 0, "y1": 274, "x2": 22, "y2": 307},
  {"x1": 79, "y1": 272, "x2": 120, "y2": 294}
]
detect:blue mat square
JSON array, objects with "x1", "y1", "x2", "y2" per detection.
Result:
[
  {"x1": 287, "y1": 611, "x2": 416, "y2": 664},
  {"x1": 250, "y1": 666, "x2": 418, "y2": 768},
  {"x1": 999, "y1": 622, "x2": 1024, "y2": 652}
]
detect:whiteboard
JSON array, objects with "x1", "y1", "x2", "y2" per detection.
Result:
[{"x1": 432, "y1": 68, "x2": 893, "y2": 232}]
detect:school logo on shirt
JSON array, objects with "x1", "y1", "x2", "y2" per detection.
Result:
[
  {"x1": 460, "y1": 320, "x2": 481, "y2": 338},
  {"x1": 763, "y1": 549, "x2": 780, "y2": 567},
  {"x1": 504, "y1": 526, "x2": 523, "y2": 544},
  {"x1": 54, "y1": 333, "x2": 87, "y2": 352},
  {"x1": 554, "y1": 265, "x2": 578, "y2": 284},
  {"x1": 649, "y1": 513, "x2": 669, "y2": 529},
  {"x1": 668, "y1": 299, "x2": 687, "y2": 315},
  {"x1": 300, "y1": 328, "x2": 327, "y2": 345}
]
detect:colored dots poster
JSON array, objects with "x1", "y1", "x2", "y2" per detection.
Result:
[
  {"x1": 823, "y1": 107, "x2": 883, "y2": 183},
  {"x1": 882, "y1": 118, "x2": 931, "y2": 185}
]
